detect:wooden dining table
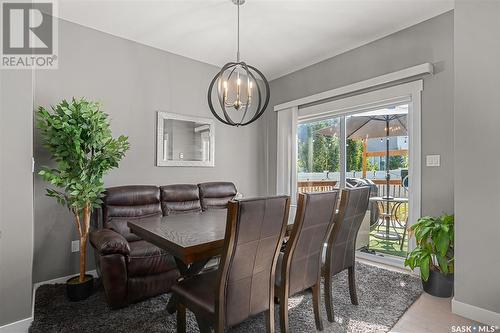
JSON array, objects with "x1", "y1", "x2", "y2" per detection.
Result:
[
  {"x1": 128, "y1": 210, "x2": 229, "y2": 313},
  {"x1": 127, "y1": 208, "x2": 295, "y2": 314},
  {"x1": 128, "y1": 210, "x2": 228, "y2": 271}
]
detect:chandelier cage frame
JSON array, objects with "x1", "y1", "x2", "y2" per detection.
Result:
[{"x1": 207, "y1": 0, "x2": 270, "y2": 127}]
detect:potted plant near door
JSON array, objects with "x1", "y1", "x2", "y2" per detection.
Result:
[
  {"x1": 38, "y1": 98, "x2": 129, "y2": 301},
  {"x1": 404, "y1": 214, "x2": 454, "y2": 297}
]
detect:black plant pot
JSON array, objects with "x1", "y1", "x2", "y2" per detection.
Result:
[
  {"x1": 422, "y1": 270, "x2": 454, "y2": 298},
  {"x1": 66, "y1": 274, "x2": 94, "y2": 301}
]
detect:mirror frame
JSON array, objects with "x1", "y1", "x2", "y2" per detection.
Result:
[{"x1": 156, "y1": 111, "x2": 215, "y2": 167}]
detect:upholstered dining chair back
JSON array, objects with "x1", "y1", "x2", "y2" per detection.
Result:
[
  {"x1": 326, "y1": 187, "x2": 370, "y2": 276},
  {"x1": 283, "y1": 191, "x2": 339, "y2": 295},
  {"x1": 216, "y1": 196, "x2": 290, "y2": 329}
]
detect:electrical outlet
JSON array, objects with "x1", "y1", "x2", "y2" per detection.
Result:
[{"x1": 71, "y1": 240, "x2": 80, "y2": 253}]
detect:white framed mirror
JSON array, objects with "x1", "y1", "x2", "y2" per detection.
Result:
[{"x1": 156, "y1": 112, "x2": 215, "y2": 167}]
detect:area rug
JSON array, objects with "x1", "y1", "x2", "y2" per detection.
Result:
[{"x1": 30, "y1": 262, "x2": 421, "y2": 333}]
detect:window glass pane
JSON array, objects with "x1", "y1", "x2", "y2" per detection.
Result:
[
  {"x1": 296, "y1": 103, "x2": 411, "y2": 259},
  {"x1": 297, "y1": 117, "x2": 341, "y2": 193},
  {"x1": 346, "y1": 104, "x2": 409, "y2": 257}
]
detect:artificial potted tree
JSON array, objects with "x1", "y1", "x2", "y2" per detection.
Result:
[
  {"x1": 404, "y1": 214, "x2": 454, "y2": 297},
  {"x1": 38, "y1": 98, "x2": 129, "y2": 301}
]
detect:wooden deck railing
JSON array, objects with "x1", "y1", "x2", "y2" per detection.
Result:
[
  {"x1": 372, "y1": 179, "x2": 408, "y2": 198},
  {"x1": 298, "y1": 179, "x2": 409, "y2": 223},
  {"x1": 297, "y1": 179, "x2": 408, "y2": 198},
  {"x1": 297, "y1": 180, "x2": 338, "y2": 193}
]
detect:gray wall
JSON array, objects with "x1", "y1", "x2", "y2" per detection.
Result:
[
  {"x1": 33, "y1": 19, "x2": 266, "y2": 282},
  {"x1": 264, "y1": 11, "x2": 454, "y2": 217},
  {"x1": 454, "y1": 1, "x2": 500, "y2": 318},
  {"x1": 0, "y1": 71, "x2": 34, "y2": 325}
]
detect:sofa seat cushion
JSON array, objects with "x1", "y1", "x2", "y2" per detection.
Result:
[
  {"x1": 127, "y1": 240, "x2": 177, "y2": 277},
  {"x1": 127, "y1": 269, "x2": 180, "y2": 304},
  {"x1": 108, "y1": 218, "x2": 143, "y2": 242},
  {"x1": 160, "y1": 184, "x2": 202, "y2": 215}
]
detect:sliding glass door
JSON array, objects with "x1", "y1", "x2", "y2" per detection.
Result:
[{"x1": 296, "y1": 103, "x2": 410, "y2": 259}]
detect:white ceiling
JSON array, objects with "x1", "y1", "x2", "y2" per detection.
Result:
[{"x1": 58, "y1": 0, "x2": 454, "y2": 80}]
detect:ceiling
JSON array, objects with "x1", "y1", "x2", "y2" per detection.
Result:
[{"x1": 58, "y1": 0, "x2": 454, "y2": 80}]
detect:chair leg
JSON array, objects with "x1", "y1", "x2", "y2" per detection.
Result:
[
  {"x1": 312, "y1": 283, "x2": 324, "y2": 331},
  {"x1": 176, "y1": 303, "x2": 186, "y2": 333},
  {"x1": 195, "y1": 314, "x2": 212, "y2": 333},
  {"x1": 348, "y1": 266, "x2": 359, "y2": 305},
  {"x1": 324, "y1": 273, "x2": 335, "y2": 323},
  {"x1": 400, "y1": 224, "x2": 408, "y2": 251},
  {"x1": 214, "y1": 317, "x2": 224, "y2": 333},
  {"x1": 265, "y1": 308, "x2": 275, "y2": 333},
  {"x1": 278, "y1": 291, "x2": 289, "y2": 333}
]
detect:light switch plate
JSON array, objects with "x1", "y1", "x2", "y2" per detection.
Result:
[
  {"x1": 71, "y1": 240, "x2": 80, "y2": 253},
  {"x1": 426, "y1": 154, "x2": 440, "y2": 167}
]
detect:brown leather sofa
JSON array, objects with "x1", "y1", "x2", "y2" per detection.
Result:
[{"x1": 90, "y1": 182, "x2": 237, "y2": 308}]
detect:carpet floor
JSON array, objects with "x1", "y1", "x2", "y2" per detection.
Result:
[{"x1": 30, "y1": 262, "x2": 421, "y2": 333}]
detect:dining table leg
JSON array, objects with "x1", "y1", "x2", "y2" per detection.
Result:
[{"x1": 166, "y1": 257, "x2": 212, "y2": 314}]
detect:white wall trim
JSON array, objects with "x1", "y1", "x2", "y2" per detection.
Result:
[
  {"x1": 31, "y1": 269, "x2": 98, "y2": 315},
  {"x1": 452, "y1": 298, "x2": 500, "y2": 326},
  {"x1": 274, "y1": 63, "x2": 433, "y2": 111},
  {"x1": 275, "y1": 106, "x2": 298, "y2": 202},
  {"x1": 0, "y1": 269, "x2": 102, "y2": 332},
  {"x1": 32, "y1": 269, "x2": 98, "y2": 296},
  {"x1": 0, "y1": 317, "x2": 32, "y2": 333},
  {"x1": 356, "y1": 251, "x2": 407, "y2": 269}
]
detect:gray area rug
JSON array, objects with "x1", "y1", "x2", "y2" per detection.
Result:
[{"x1": 30, "y1": 262, "x2": 421, "y2": 333}]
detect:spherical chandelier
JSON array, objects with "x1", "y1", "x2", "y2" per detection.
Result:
[{"x1": 207, "y1": 0, "x2": 270, "y2": 127}]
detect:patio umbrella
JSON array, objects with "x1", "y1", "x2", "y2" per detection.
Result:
[{"x1": 316, "y1": 105, "x2": 408, "y2": 199}]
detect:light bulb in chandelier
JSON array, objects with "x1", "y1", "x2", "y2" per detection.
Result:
[{"x1": 222, "y1": 72, "x2": 252, "y2": 109}]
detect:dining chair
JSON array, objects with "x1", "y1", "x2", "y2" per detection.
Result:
[
  {"x1": 323, "y1": 186, "x2": 370, "y2": 323},
  {"x1": 171, "y1": 196, "x2": 290, "y2": 333},
  {"x1": 275, "y1": 191, "x2": 340, "y2": 333}
]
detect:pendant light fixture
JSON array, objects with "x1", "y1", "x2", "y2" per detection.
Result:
[{"x1": 207, "y1": 0, "x2": 270, "y2": 126}]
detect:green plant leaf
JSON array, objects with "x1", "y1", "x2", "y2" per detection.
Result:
[
  {"x1": 420, "y1": 255, "x2": 430, "y2": 281},
  {"x1": 435, "y1": 229, "x2": 450, "y2": 257},
  {"x1": 37, "y1": 98, "x2": 130, "y2": 215},
  {"x1": 436, "y1": 254, "x2": 449, "y2": 274},
  {"x1": 407, "y1": 213, "x2": 454, "y2": 279}
]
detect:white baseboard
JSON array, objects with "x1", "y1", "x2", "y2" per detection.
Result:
[
  {"x1": 32, "y1": 269, "x2": 98, "y2": 293},
  {"x1": 356, "y1": 250, "x2": 407, "y2": 269},
  {"x1": 32, "y1": 270, "x2": 98, "y2": 315},
  {"x1": 0, "y1": 270, "x2": 100, "y2": 332},
  {"x1": 452, "y1": 297, "x2": 500, "y2": 326},
  {"x1": 0, "y1": 317, "x2": 32, "y2": 333}
]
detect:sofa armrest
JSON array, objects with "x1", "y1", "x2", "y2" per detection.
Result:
[{"x1": 90, "y1": 229, "x2": 130, "y2": 256}]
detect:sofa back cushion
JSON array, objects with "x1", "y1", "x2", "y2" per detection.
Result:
[
  {"x1": 198, "y1": 182, "x2": 237, "y2": 210},
  {"x1": 160, "y1": 184, "x2": 202, "y2": 216},
  {"x1": 103, "y1": 185, "x2": 162, "y2": 241}
]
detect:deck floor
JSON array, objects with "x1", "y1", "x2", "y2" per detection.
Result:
[{"x1": 368, "y1": 225, "x2": 408, "y2": 258}]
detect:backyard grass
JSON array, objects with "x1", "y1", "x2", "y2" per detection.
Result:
[{"x1": 368, "y1": 225, "x2": 408, "y2": 258}]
